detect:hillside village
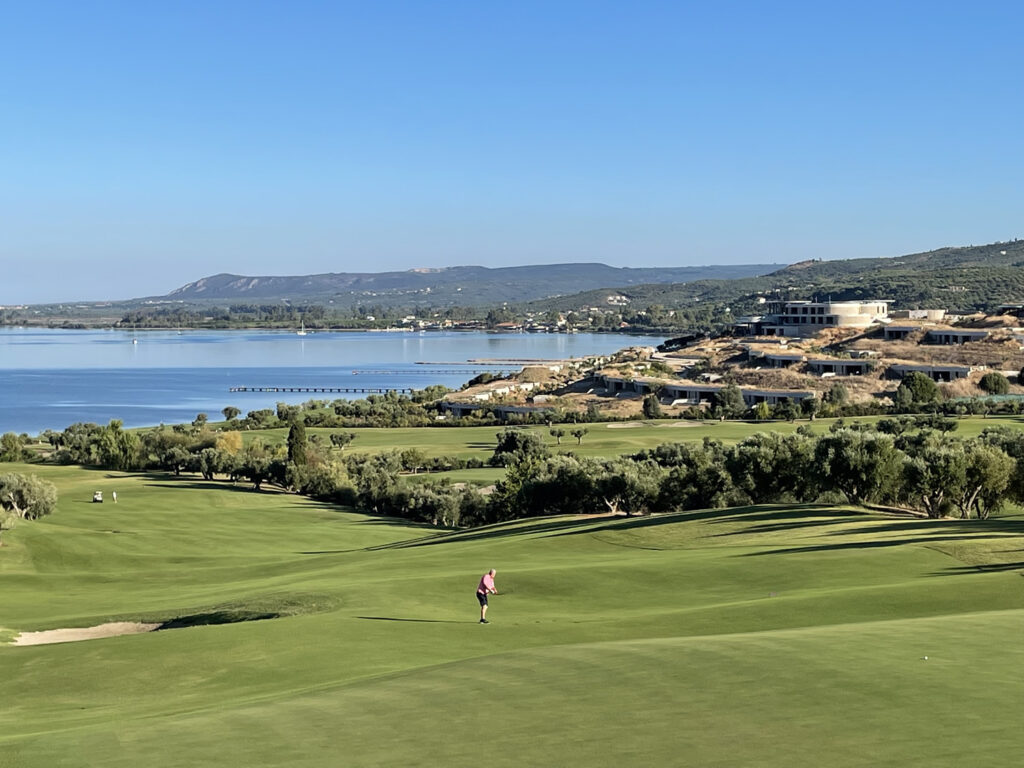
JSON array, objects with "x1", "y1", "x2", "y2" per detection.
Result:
[{"x1": 441, "y1": 299, "x2": 1024, "y2": 421}]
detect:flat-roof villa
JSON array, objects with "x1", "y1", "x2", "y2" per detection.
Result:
[
  {"x1": 888, "y1": 364, "x2": 975, "y2": 382},
  {"x1": 925, "y1": 329, "x2": 990, "y2": 345},
  {"x1": 806, "y1": 358, "x2": 873, "y2": 376},
  {"x1": 884, "y1": 324, "x2": 990, "y2": 344}
]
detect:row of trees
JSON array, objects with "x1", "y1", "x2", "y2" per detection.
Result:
[
  {"x1": 86, "y1": 417, "x2": 1024, "y2": 527},
  {"x1": 305, "y1": 422, "x2": 1024, "y2": 527},
  {"x1": 483, "y1": 423, "x2": 1024, "y2": 522},
  {"x1": 18, "y1": 410, "x2": 1024, "y2": 530}
]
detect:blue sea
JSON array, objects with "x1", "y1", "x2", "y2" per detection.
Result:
[{"x1": 0, "y1": 328, "x2": 657, "y2": 434}]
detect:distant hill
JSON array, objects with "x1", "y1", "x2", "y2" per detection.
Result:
[
  {"x1": 164, "y1": 263, "x2": 782, "y2": 306},
  {"x1": 527, "y1": 240, "x2": 1024, "y2": 315}
]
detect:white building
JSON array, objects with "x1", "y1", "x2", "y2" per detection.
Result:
[{"x1": 734, "y1": 300, "x2": 889, "y2": 338}]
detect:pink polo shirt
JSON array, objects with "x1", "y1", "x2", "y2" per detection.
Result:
[{"x1": 477, "y1": 573, "x2": 495, "y2": 595}]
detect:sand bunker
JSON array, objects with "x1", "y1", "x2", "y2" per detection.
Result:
[{"x1": 12, "y1": 622, "x2": 160, "y2": 646}]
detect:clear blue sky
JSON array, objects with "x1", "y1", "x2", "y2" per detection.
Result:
[{"x1": 2, "y1": 1, "x2": 1021, "y2": 302}]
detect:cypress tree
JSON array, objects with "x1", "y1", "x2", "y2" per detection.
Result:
[{"x1": 287, "y1": 420, "x2": 308, "y2": 465}]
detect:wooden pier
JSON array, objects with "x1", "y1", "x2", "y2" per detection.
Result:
[
  {"x1": 229, "y1": 386, "x2": 412, "y2": 394},
  {"x1": 415, "y1": 361, "x2": 518, "y2": 366}
]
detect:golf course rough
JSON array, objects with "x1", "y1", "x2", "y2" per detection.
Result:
[{"x1": 1, "y1": 462, "x2": 1023, "y2": 767}]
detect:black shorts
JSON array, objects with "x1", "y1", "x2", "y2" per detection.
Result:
[{"x1": 477, "y1": 592, "x2": 488, "y2": 607}]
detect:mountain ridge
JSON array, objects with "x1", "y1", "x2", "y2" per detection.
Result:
[
  {"x1": 165, "y1": 263, "x2": 783, "y2": 305},
  {"x1": 525, "y1": 240, "x2": 1024, "y2": 316}
]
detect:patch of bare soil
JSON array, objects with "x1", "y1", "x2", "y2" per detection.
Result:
[{"x1": 11, "y1": 622, "x2": 160, "y2": 646}]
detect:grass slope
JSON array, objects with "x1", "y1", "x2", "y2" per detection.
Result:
[{"x1": 2, "y1": 465, "x2": 1024, "y2": 766}]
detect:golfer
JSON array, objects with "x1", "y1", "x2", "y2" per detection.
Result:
[{"x1": 476, "y1": 568, "x2": 498, "y2": 624}]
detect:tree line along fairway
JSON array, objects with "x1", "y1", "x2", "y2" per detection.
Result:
[
  {"x1": 2, "y1": 463, "x2": 1024, "y2": 766},
  {"x1": 231, "y1": 413, "x2": 1024, "y2": 458}
]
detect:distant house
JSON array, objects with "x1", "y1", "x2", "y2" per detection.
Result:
[{"x1": 597, "y1": 375, "x2": 812, "y2": 407}]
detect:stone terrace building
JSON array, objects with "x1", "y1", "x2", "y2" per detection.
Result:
[{"x1": 597, "y1": 375, "x2": 812, "y2": 407}]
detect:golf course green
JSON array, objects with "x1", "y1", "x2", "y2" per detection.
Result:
[
  {"x1": 2, "y1": 460, "x2": 1024, "y2": 766},
  {"x1": 249, "y1": 413, "x2": 1024, "y2": 458}
]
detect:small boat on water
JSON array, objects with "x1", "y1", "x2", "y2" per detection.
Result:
[{"x1": 297, "y1": 320, "x2": 308, "y2": 336}]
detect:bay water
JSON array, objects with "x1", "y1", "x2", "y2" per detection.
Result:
[{"x1": 0, "y1": 328, "x2": 657, "y2": 434}]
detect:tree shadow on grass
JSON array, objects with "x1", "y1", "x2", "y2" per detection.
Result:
[
  {"x1": 707, "y1": 517, "x2": 857, "y2": 538},
  {"x1": 368, "y1": 515, "x2": 621, "y2": 550},
  {"x1": 543, "y1": 504, "x2": 862, "y2": 542},
  {"x1": 739, "y1": 535, "x2": 992, "y2": 558},
  {"x1": 157, "y1": 610, "x2": 280, "y2": 630},
  {"x1": 143, "y1": 480, "x2": 270, "y2": 495},
  {"x1": 839, "y1": 518, "x2": 1024, "y2": 537},
  {"x1": 929, "y1": 562, "x2": 1024, "y2": 575},
  {"x1": 300, "y1": 548, "x2": 364, "y2": 555},
  {"x1": 712, "y1": 515, "x2": 1024, "y2": 542},
  {"x1": 353, "y1": 516, "x2": 435, "y2": 530}
]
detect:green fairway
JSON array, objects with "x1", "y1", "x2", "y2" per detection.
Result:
[
  {"x1": 3, "y1": 463, "x2": 1024, "y2": 766},
  {"x1": 242, "y1": 414, "x2": 1024, "y2": 462}
]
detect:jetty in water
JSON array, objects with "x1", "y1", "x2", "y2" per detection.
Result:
[
  {"x1": 229, "y1": 386, "x2": 412, "y2": 394},
  {"x1": 351, "y1": 368, "x2": 504, "y2": 375}
]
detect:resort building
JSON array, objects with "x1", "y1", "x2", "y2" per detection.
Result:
[
  {"x1": 733, "y1": 300, "x2": 889, "y2": 337},
  {"x1": 597, "y1": 375, "x2": 812, "y2": 407}
]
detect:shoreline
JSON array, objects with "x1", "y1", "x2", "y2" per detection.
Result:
[{"x1": 0, "y1": 323, "x2": 672, "y2": 337}]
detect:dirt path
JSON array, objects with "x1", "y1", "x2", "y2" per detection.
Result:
[{"x1": 11, "y1": 621, "x2": 160, "y2": 646}]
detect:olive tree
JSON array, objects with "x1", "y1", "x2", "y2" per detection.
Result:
[
  {"x1": 330, "y1": 432, "x2": 356, "y2": 451},
  {"x1": 491, "y1": 428, "x2": 548, "y2": 466},
  {"x1": 979, "y1": 372, "x2": 1010, "y2": 395},
  {"x1": 814, "y1": 429, "x2": 904, "y2": 505},
  {"x1": 958, "y1": 443, "x2": 1014, "y2": 519},
  {"x1": 894, "y1": 372, "x2": 940, "y2": 408},
  {"x1": 903, "y1": 440, "x2": 967, "y2": 518},
  {"x1": 0, "y1": 473, "x2": 58, "y2": 545}
]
